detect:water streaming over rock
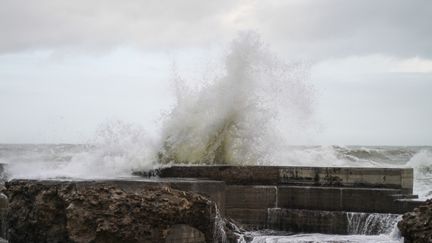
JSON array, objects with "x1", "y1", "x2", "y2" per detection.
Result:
[
  {"x1": 346, "y1": 212, "x2": 401, "y2": 235},
  {"x1": 213, "y1": 206, "x2": 227, "y2": 243}
]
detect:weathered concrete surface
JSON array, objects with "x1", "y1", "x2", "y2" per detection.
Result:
[
  {"x1": 398, "y1": 199, "x2": 432, "y2": 243},
  {"x1": 4, "y1": 180, "x2": 236, "y2": 243},
  {"x1": 154, "y1": 166, "x2": 280, "y2": 185},
  {"x1": 141, "y1": 165, "x2": 419, "y2": 230},
  {"x1": 268, "y1": 209, "x2": 400, "y2": 235},
  {"x1": 277, "y1": 186, "x2": 403, "y2": 213},
  {"x1": 154, "y1": 165, "x2": 414, "y2": 193},
  {"x1": 226, "y1": 186, "x2": 277, "y2": 209},
  {"x1": 225, "y1": 186, "x2": 276, "y2": 229},
  {"x1": 268, "y1": 208, "x2": 348, "y2": 234},
  {"x1": 225, "y1": 209, "x2": 268, "y2": 229}
]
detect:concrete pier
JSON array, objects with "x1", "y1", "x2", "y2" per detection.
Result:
[
  {"x1": 0, "y1": 165, "x2": 424, "y2": 241},
  {"x1": 142, "y1": 165, "x2": 422, "y2": 233}
]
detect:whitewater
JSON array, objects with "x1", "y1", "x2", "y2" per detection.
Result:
[{"x1": 1, "y1": 32, "x2": 430, "y2": 242}]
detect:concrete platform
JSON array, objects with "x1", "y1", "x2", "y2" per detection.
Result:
[
  {"x1": 153, "y1": 165, "x2": 414, "y2": 193},
  {"x1": 2, "y1": 165, "x2": 423, "y2": 237},
  {"x1": 145, "y1": 165, "x2": 422, "y2": 230}
]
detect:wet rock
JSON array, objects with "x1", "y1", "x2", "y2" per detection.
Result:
[
  {"x1": 4, "y1": 180, "x2": 237, "y2": 243},
  {"x1": 398, "y1": 199, "x2": 432, "y2": 243}
]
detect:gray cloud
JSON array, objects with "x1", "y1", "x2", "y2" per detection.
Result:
[
  {"x1": 253, "y1": 0, "x2": 432, "y2": 58},
  {"x1": 0, "y1": 0, "x2": 238, "y2": 53},
  {"x1": 0, "y1": 0, "x2": 431, "y2": 58}
]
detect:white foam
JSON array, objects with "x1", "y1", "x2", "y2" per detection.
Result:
[
  {"x1": 5, "y1": 120, "x2": 158, "y2": 179},
  {"x1": 405, "y1": 149, "x2": 432, "y2": 199},
  {"x1": 159, "y1": 31, "x2": 314, "y2": 165},
  {"x1": 249, "y1": 233, "x2": 402, "y2": 243}
]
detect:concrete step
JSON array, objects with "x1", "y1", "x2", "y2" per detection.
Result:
[
  {"x1": 389, "y1": 194, "x2": 419, "y2": 200},
  {"x1": 225, "y1": 185, "x2": 414, "y2": 220},
  {"x1": 227, "y1": 208, "x2": 402, "y2": 234},
  {"x1": 393, "y1": 198, "x2": 426, "y2": 213},
  {"x1": 277, "y1": 186, "x2": 404, "y2": 214},
  {"x1": 156, "y1": 165, "x2": 414, "y2": 193}
]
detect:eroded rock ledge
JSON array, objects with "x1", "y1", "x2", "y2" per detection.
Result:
[
  {"x1": 4, "y1": 180, "x2": 238, "y2": 243},
  {"x1": 398, "y1": 199, "x2": 432, "y2": 243}
]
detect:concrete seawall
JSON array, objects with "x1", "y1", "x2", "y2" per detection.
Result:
[
  {"x1": 137, "y1": 165, "x2": 423, "y2": 233},
  {"x1": 155, "y1": 165, "x2": 414, "y2": 193}
]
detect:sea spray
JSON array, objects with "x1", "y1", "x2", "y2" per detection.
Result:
[
  {"x1": 3, "y1": 32, "x2": 315, "y2": 179},
  {"x1": 406, "y1": 149, "x2": 432, "y2": 199},
  {"x1": 159, "y1": 31, "x2": 314, "y2": 165},
  {"x1": 5, "y1": 120, "x2": 159, "y2": 179}
]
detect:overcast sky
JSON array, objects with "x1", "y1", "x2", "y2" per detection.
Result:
[{"x1": 1, "y1": 0, "x2": 431, "y2": 145}]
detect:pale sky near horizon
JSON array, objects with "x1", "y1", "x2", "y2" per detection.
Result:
[{"x1": 1, "y1": 0, "x2": 431, "y2": 145}]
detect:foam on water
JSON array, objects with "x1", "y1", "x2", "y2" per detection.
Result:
[
  {"x1": 248, "y1": 233, "x2": 402, "y2": 243},
  {"x1": 246, "y1": 214, "x2": 404, "y2": 243}
]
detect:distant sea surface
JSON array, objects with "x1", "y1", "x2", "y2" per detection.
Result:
[{"x1": 0, "y1": 144, "x2": 431, "y2": 199}]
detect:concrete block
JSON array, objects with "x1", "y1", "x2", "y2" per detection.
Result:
[
  {"x1": 401, "y1": 168, "x2": 414, "y2": 194},
  {"x1": 278, "y1": 186, "x2": 402, "y2": 213},
  {"x1": 157, "y1": 166, "x2": 413, "y2": 191},
  {"x1": 226, "y1": 185, "x2": 276, "y2": 209},
  {"x1": 278, "y1": 186, "x2": 344, "y2": 211},
  {"x1": 267, "y1": 208, "x2": 347, "y2": 234},
  {"x1": 226, "y1": 208, "x2": 268, "y2": 229},
  {"x1": 278, "y1": 167, "x2": 405, "y2": 189},
  {"x1": 159, "y1": 166, "x2": 280, "y2": 185}
]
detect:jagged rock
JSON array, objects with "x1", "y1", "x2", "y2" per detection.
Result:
[
  {"x1": 398, "y1": 199, "x2": 432, "y2": 243},
  {"x1": 4, "y1": 180, "x2": 236, "y2": 243}
]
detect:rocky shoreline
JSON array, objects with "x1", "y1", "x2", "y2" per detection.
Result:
[
  {"x1": 3, "y1": 180, "x2": 241, "y2": 243},
  {"x1": 398, "y1": 199, "x2": 432, "y2": 243}
]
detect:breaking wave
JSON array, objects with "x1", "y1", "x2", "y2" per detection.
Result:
[{"x1": 158, "y1": 31, "x2": 314, "y2": 165}]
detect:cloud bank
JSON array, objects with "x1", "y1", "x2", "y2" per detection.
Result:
[{"x1": 1, "y1": 0, "x2": 431, "y2": 58}]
